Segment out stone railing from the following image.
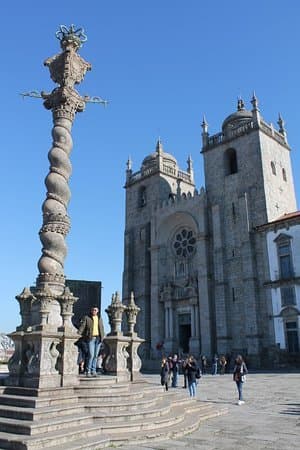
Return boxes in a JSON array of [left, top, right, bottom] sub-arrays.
[[205, 119, 287, 149]]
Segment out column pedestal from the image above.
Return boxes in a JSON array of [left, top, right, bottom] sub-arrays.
[[103, 334, 131, 382]]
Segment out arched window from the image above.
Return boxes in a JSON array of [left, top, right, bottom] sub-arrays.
[[224, 148, 238, 175], [271, 161, 276, 175], [282, 168, 287, 182]]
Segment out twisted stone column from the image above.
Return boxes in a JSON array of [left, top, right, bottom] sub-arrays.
[[37, 26, 91, 294], [7, 26, 92, 388]]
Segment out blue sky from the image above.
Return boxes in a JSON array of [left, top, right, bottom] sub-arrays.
[[1, 0, 299, 333]]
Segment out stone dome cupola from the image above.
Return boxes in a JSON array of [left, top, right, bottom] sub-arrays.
[[222, 98, 253, 134], [141, 138, 177, 171]]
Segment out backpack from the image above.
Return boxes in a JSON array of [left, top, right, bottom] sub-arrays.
[[195, 367, 202, 379]]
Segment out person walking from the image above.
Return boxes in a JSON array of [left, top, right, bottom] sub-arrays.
[[212, 354, 218, 375], [78, 306, 105, 377], [186, 355, 198, 398], [219, 355, 227, 375], [182, 357, 189, 388], [171, 354, 180, 388], [201, 355, 207, 375], [233, 354, 248, 405], [160, 357, 171, 391]]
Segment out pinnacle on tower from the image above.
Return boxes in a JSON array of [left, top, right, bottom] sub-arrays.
[[126, 156, 132, 171], [251, 91, 259, 111], [201, 115, 208, 133], [156, 137, 163, 154]]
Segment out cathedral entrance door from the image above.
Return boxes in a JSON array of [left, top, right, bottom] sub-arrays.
[[179, 324, 191, 353], [178, 313, 191, 354]]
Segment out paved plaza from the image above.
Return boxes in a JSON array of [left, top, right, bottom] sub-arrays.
[[122, 372, 300, 450]]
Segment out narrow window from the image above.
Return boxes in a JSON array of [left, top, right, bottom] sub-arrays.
[[138, 186, 146, 207], [278, 242, 294, 279], [232, 287, 235, 302], [282, 168, 287, 182], [271, 161, 276, 175], [225, 148, 238, 175]]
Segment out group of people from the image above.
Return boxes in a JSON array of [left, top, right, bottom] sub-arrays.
[[161, 353, 248, 404], [201, 354, 230, 375], [160, 354, 201, 397]]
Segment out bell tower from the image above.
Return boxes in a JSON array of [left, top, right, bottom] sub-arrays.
[[201, 95, 297, 363]]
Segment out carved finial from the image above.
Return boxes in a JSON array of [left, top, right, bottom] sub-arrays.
[[201, 115, 208, 133], [237, 97, 245, 111], [278, 113, 286, 136], [126, 156, 132, 171], [251, 91, 259, 110], [187, 155, 193, 173], [55, 24, 87, 50], [156, 137, 163, 155]]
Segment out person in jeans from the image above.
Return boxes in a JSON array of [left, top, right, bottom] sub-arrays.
[[78, 306, 105, 377], [186, 355, 198, 397], [233, 354, 248, 405]]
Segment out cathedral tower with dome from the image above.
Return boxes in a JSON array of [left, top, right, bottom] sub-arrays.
[[122, 96, 298, 367]]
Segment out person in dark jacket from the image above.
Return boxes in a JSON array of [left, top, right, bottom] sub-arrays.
[[160, 357, 170, 391], [233, 354, 248, 405], [78, 306, 105, 377], [186, 355, 198, 397]]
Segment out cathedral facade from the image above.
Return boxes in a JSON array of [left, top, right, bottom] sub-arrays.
[[122, 96, 298, 367]]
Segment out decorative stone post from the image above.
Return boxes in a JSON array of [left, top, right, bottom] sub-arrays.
[[124, 292, 144, 381], [103, 292, 131, 382], [6, 25, 93, 388]]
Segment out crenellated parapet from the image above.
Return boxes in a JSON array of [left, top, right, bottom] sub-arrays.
[[157, 186, 206, 211]]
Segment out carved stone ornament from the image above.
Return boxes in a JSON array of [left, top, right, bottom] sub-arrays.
[[106, 291, 126, 335], [125, 291, 140, 335]]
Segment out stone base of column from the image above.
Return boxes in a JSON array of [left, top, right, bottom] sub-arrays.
[[126, 334, 144, 381], [5, 328, 79, 388], [103, 335, 131, 382]]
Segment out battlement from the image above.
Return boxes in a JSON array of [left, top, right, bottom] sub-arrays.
[[157, 186, 206, 211]]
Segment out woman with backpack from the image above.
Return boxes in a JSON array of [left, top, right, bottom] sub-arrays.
[[233, 354, 248, 405], [186, 355, 198, 397], [160, 357, 171, 391]]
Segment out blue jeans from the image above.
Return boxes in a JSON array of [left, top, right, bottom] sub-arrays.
[[212, 363, 217, 375], [236, 380, 243, 400], [172, 371, 178, 387], [87, 337, 101, 374], [188, 381, 197, 397]]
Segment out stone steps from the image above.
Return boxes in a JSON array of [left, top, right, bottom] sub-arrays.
[[0, 394, 78, 409], [0, 413, 94, 436], [0, 425, 110, 450], [0, 377, 228, 449], [0, 403, 85, 421]]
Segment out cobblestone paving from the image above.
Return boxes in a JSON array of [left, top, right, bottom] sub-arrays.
[[121, 372, 300, 450]]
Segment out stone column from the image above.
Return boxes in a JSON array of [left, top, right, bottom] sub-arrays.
[[7, 25, 92, 388]]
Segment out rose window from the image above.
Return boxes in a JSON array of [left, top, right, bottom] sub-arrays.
[[173, 229, 196, 257]]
